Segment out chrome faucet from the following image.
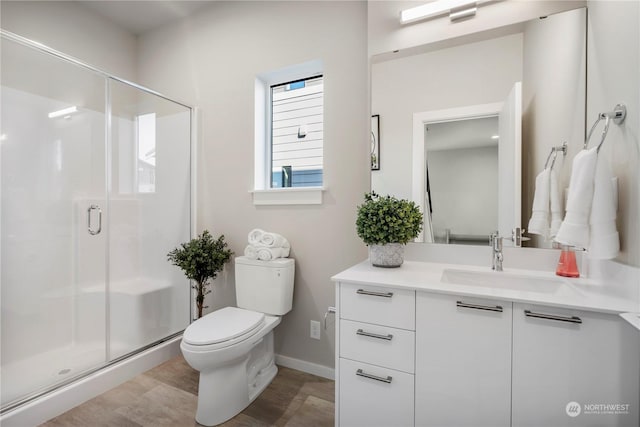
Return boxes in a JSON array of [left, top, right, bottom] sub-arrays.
[[490, 232, 503, 271]]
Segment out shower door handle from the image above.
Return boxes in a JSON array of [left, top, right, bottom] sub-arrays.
[[87, 204, 102, 235]]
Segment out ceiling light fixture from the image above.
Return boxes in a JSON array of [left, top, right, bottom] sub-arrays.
[[449, 5, 477, 21], [48, 106, 78, 119], [400, 0, 488, 25], [491, 135, 499, 139]]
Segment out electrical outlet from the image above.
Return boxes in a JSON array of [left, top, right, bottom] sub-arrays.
[[310, 320, 321, 340]]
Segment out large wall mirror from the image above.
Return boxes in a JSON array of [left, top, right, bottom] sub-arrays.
[[371, 6, 587, 248]]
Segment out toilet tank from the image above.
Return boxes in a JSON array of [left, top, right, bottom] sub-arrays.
[[235, 256, 295, 316]]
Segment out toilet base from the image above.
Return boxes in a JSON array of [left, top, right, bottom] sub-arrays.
[[248, 360, 278, 403], [193, 331, 278, 426]]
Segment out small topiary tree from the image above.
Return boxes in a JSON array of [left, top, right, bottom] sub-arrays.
[[167, 230, 233, 318], [356, 192, 423, 245]]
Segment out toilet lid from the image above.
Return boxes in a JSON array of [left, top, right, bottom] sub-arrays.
[[183, 307, 265, 346]]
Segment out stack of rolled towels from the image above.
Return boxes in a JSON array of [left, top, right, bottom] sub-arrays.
[[244, 228, 290, 261]]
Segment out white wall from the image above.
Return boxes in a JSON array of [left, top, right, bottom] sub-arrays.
[[522, 8, 586, 249], [587, 0, 640, 267], [0, 1, 137, 82], [371, 33, 523, 200], [136, 1, 369, 369]]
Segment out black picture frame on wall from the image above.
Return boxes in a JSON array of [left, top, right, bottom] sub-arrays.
[[371, 114, 380, 170]]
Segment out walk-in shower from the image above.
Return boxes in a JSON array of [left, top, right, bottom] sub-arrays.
[[0, 30, 192, 418]]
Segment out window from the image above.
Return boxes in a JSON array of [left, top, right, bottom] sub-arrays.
[[270, 75, 323, 188], [253, 60, 324, 205]]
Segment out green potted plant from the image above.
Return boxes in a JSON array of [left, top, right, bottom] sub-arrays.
[[356, 192, 423, 267], [167, 230, 233, 318]]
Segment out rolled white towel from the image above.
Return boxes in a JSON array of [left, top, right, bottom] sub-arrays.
[[259, 231, 290, 249], [256, 246, 290, 261], [555, 147, 598, 248], [248, 229, 264, 245], [244, 245, 258, 260]]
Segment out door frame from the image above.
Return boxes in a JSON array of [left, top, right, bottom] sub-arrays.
[[412, 102, 503, 243]]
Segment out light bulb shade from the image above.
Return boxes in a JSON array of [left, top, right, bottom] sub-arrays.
[[400, 0, 480, 25], [48, 106, 78, 118], [449, 5, 477, 21]]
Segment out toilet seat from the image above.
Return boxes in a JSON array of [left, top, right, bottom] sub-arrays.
[[183, 307, 265, 348]]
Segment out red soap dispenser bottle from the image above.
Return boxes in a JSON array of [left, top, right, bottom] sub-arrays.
[[556, 245, 580, 278]]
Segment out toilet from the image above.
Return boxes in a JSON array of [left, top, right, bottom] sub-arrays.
[[180, 256, 295, 426]]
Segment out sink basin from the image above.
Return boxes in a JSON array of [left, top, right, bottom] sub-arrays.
[[441, 269, 566, 294]]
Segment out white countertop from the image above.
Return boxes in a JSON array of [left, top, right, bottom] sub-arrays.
[[332, 260, 640, 315], [620, 313, 640, 331]]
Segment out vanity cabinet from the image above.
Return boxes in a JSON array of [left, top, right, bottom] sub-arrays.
[[512, 303, 640, 427], [415, 293, 512, 427], [334, 269, 639, 427], [337, 283, 415, 427]]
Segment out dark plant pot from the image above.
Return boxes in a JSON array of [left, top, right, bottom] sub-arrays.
[[369, 243, 404, 268]]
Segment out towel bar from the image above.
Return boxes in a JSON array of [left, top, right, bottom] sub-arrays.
[[544, 141, 568, 170], [584, 104, 627, 152]]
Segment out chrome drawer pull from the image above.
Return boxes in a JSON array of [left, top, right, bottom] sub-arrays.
[[356, 329, 393, 341], [456, 301, 503, 313], [356, 369, 392, 384], [356, 289, 393, 298], [524, 310, 582, 324]]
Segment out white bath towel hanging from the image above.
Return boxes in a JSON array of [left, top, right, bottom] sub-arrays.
[[528, 168, 551, 239], [588, 152, 619, 259], [555, 147, 598, 248], [549, 168, 563, 238]]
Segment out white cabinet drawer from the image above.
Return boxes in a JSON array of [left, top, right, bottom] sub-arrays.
[[339, 358, 414, 427], [340, 319, 415, 373], [340, 282, 415, 330]]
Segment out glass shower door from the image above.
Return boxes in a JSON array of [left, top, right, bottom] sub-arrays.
[[0, 37, 107, 407], [108, 79, 191, 359]]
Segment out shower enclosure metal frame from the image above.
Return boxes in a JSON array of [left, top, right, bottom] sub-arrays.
[[0, 28, 196, 415]]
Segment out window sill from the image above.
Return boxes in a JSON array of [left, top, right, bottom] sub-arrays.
[[251, 187, 325, 206]]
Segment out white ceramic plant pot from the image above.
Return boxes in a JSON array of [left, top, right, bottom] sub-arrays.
[[369, 243, 404, 268]]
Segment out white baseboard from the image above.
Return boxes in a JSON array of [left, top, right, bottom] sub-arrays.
[[275, 354, 335, 380]]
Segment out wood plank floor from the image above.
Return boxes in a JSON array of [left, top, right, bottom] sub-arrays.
[[40, 356, 335, 427]]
